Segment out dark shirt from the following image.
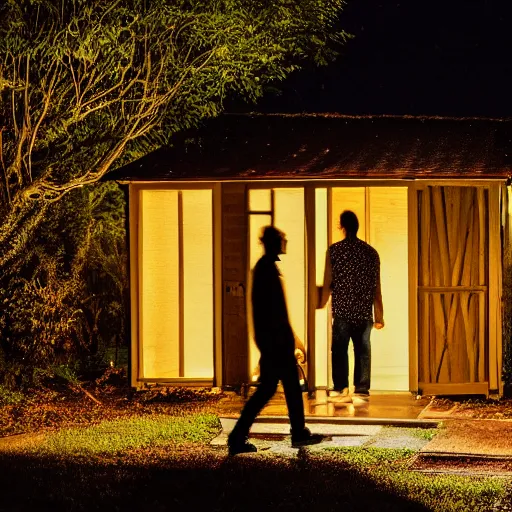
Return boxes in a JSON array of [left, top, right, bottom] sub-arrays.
[[251, 254, 295, 357], [329, 237, 380, 322]]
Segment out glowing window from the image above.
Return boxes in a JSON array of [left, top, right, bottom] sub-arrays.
[[140, 189, 213, 379]]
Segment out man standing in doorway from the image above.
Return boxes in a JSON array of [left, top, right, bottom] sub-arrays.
[[228, 226, 323, 455], [317, 210, 384, 403]]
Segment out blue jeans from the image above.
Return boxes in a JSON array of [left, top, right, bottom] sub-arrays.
[[331, 317, 373, 394]]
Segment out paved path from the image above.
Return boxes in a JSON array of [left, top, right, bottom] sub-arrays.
[[213, 416, 512, 461], [212, 417, 434, 455]]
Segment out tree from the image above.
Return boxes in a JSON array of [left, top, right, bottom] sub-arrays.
[[0, 0, 349, 272]]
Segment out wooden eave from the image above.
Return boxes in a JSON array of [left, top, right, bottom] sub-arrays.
[[106, 113, 512, 182]]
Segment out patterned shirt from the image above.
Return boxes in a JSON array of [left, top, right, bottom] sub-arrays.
[[328, 237, 381, 322]]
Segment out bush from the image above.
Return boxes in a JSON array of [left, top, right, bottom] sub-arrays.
[[0, 182, 129, 386]]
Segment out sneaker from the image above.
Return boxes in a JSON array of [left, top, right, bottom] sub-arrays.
[[228, 438, 257, 456], [352, 393, 370, 404], [291, 427, 325, 448], [327, 388, 352, 404]]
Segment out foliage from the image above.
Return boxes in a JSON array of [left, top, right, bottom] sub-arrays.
[[0, 384, 25, 406], [502, 264, 512, 394], [326, 447, 506, 512], [0, 0, 349, 271], [0, 0, 348, 381], [37, 413, 221, 455], [0, 181, 128, 380]]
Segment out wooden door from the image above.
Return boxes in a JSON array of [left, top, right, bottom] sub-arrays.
[[418, 186, 489, 395]]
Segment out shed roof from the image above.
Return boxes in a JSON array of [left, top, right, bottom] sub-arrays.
[[107, 113, 512, 181]]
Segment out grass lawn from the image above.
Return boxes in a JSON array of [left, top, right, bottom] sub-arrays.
[[0, 408, 509, 512]]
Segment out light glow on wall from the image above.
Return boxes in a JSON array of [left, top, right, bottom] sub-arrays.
[[141, 190, 180, 378], [140, 189, 214, 379], [315, 188, 329, 387], [329, 187, 409, 391], [182, 190, 214, 378], [274, 188, 305, 347]]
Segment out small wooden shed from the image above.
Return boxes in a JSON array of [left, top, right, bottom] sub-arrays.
[[107, 113, 512, 397]]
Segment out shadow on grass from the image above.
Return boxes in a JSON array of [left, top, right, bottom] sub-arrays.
[[0, 449, 430, 511]]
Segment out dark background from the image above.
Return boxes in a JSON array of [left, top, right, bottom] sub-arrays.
[[230, 0, 512, 117]]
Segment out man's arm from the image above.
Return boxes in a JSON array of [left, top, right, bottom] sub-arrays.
[[316, 249, 332, 309], [374, 258, 384, 329]]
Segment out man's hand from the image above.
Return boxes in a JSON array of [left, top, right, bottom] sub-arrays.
[[374, 322, 384, 330], [294, 335, 306, 363]]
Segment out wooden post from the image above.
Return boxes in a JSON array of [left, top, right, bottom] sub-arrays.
[[213, 183, 223, 387], [477, 187, 486, 383], [129, 185, 141, 388], [305, 185, 316, 392], [489, 184, 502, 394], [408, 184, 419, 392]]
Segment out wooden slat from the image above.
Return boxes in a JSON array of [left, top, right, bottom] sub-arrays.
[[305, 185, 317, 392], [178, 191, 184, 377], [419, 286, 487, 292], [327, 188, 333, 390], [430, 188, 450, 382], [304, 186, 317, 391], [460, 211, 475, 382], [130, 185, 141, 388], [213, 183, 223, 387], [419, 382, 489, 397], [477, 188, 487, 384], [138, 378, 214, 386], [488, 184, 501, 392], [418, 188, 430, 383]]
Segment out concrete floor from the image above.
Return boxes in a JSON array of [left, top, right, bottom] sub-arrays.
[[216, 389, 432, 422]]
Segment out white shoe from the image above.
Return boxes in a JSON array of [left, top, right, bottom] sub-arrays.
[[352, 393, 370, 405], [327, 388, 352, 404]]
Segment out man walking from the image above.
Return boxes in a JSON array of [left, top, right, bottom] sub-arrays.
[[317, 210, 384, 403], [228, 226, 323, 455]]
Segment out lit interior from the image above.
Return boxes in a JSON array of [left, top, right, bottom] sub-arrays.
[[140, 190, 180, 378], [315, 188, 329, 387], [274, 189, 305, 347], [329, 188, 366, 388], [328, 187, 409, 391], [367, 188, 409, 390], [247, 188, 305, 378], [249, 188, 272, 211], [140, 189, 214, 379], [182, 190, 214, 377]]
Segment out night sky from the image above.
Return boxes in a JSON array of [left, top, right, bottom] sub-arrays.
[[230, 0, 512, 117]]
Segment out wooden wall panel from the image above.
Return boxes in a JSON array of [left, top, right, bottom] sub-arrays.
[[221, 183, 248, 387]]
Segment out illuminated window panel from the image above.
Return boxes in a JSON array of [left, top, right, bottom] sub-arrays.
[[249, 189, 271, 212], [368, 187, 409, 391], [274, 188, 306, 347], [330, 188, 366, 388], [140, 190, 180, 378], [248, 214, 272, 378], [182, 190, 214, 378], [331, 188, 366, 242], [315, 188, 329, 388]]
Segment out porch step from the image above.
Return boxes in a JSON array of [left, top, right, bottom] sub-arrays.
[[254, 415, 439, 428]]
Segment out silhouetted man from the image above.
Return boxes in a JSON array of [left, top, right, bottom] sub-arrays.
[[317, 210, 384, 404], [228, 226, 323, 456]]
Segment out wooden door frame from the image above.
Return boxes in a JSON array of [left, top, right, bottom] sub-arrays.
[[128, 182, 219, 388], [410, 180, 504, 397]]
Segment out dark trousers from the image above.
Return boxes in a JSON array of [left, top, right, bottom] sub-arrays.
[[230, 354, 305, 441], [331, 317, 373, 394]]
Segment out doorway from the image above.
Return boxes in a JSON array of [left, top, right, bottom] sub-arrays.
[[246, 184, 409, 392], [315, 187, 410, 392]]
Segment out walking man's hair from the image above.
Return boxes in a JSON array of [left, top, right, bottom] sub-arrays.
[[340, 210, 359, 236], [260, 226, 284, 248]]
